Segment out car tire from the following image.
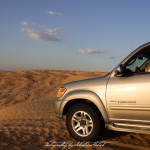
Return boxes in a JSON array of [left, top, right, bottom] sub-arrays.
[[66, 103, 105, 141]]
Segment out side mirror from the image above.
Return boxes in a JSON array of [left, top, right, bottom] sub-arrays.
[[115, 64, 124, 77]]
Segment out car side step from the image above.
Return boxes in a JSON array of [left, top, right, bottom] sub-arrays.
[[108, 123, 150, 134]]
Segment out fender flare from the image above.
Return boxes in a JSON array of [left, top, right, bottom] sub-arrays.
[[61, 90, 109, 122]]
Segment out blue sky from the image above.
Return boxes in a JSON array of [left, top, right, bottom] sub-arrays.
[[1, 0, 150, 72]]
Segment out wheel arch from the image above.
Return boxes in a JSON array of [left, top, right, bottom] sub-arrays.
[[62, 90, 109, 123]]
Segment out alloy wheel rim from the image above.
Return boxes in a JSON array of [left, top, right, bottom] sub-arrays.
[[71, 111, 93, 137]]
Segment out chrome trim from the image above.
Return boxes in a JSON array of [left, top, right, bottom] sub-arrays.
[[110, 105, 150, 111], [108, 123, 150, 134]]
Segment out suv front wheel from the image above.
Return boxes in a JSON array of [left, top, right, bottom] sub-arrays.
[[66, 103, 104, 141]]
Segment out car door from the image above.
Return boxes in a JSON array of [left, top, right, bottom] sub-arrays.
[[107, 48, 150, 125], [107, 73, 150, 123]]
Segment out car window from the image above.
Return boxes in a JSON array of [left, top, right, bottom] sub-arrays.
[[125, 48, 150, 74], [126, 56, 148, 73]]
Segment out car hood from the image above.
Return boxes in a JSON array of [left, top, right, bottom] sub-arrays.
[[62, 73, 110, 91]]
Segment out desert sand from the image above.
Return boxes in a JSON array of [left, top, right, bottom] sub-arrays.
[[0, 70, 150, 150]]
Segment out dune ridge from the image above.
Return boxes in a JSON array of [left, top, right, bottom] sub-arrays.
[[0, 70, 106, 109]]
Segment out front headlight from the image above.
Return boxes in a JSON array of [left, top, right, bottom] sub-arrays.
[[57, 87, 67, 97]]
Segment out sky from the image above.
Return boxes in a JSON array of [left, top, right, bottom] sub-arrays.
[[1, 0, 150, 72]]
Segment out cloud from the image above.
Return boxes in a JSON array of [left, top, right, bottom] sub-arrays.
[[20, 20, 64, 42], [46, 28, 58, 36], [20, 21, 29, 26], [47, 10, 62, 16], [110, 56, 115, 59], [46, 28, 66, 36], [78, 48, 107, 54], [21, 28, 62, 42]]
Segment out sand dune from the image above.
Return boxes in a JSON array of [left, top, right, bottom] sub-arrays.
[[0, 70, 150, 149], [0, 70, 106, 109]]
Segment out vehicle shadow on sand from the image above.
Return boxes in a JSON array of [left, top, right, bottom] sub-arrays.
[[99, 128, 150, 149]]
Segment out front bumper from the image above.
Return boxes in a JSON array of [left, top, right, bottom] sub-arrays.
[[55, 99, 68, 118]]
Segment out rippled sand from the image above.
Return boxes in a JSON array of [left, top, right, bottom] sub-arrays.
[[0, 70, 149, 150]]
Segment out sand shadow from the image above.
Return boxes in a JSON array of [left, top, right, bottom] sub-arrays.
[[100, 128, 128, 141]]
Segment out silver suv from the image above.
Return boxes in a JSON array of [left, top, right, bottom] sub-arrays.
[[55, 42, 150, 141]]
